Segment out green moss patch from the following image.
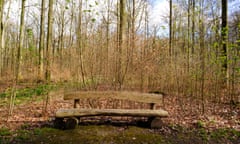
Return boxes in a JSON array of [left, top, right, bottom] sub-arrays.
[[6, 125, 239, 144]]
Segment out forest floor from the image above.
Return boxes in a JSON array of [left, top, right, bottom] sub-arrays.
[[0, 82, 239, 144]]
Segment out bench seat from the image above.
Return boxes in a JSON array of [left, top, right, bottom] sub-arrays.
[[56, 108, 169, 118]]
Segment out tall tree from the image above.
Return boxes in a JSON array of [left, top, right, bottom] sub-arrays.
[[0, 0, 4, 76], [199, 0, 205, 114], [16, 0, 26, 81], [45, 0, 54, 82], [169, 0, 172, 56], [191, 0, 195, 54], [221, 0, 228, 72], [117, 0, 126, 90], [9, 0, 26, 116], [38, 0, 46, 81], [106, 0, 111, 76], [187, 0, 191, 72], [131, 0, 135, 66], [76, 0, 86, 85]]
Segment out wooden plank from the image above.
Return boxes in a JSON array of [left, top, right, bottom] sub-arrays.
[[55, 108, 169, 118], [64, 91, 163, 104]]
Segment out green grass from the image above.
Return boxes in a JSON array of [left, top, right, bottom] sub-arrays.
[[0, 80, 101, 105], [0, 127, 11, 136], [0, 84, 58, 106], [210, 128, 240, 142], [0, 127, 12, 144]]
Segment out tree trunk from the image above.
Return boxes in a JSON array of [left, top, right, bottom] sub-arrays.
[[191, 0, 195, 54], [221, 0, 227, 71], [106, 0, 110, 78], [187, 0, 191, 72], [9, 0, 26, 116], [199, 0, 205, 114], [16, 0, 26, 81], [38, 0, 46, 81], [0, 0, 4, 76], [45, 0, 54, 82], [169, 0, 172, 57], [0, 0, 3, 76], [76, 0, 86, 85], [131, 0, 135, 67], [117, 0, 126, 90]]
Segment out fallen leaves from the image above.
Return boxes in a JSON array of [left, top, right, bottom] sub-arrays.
[[0, 90, 239, 132]]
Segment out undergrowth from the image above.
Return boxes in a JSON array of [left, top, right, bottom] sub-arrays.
[[0, 84, 58, 106]]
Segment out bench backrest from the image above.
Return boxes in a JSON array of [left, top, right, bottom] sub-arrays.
[[64, 91, 163, 105]]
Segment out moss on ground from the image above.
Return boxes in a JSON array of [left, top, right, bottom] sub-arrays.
[[22, 126, 164, 144], [1, 125, 239, 144]]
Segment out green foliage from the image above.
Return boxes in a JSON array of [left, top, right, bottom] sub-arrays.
[[26, 28, 33, 38], [0, 127, 11, 136], [83, 9, 91, 13], [14, 85, 48, 98], [196, 120, 205, 128], [33, 128, 42, 135], [210, 128, 240, 142], [210, 128, 227, 139], [0, 92, 7, 98], [15, 130, 31, 141], [0, 84, 57, 105], [91, 18, 96, 22], [33, 127, 58, 136], [198, 128, 208, 142], [160, 25, 166, 30]]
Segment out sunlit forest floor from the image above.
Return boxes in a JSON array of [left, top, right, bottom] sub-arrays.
[[0, 82, 239, 143]]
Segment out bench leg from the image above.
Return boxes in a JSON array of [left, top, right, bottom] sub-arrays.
[[65, 117, 79, 129], [54, 118, 65, 129], [148, 117, 163, 129]]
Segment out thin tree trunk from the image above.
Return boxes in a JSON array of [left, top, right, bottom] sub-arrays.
[[38, 0, 46, 81], [9, 0, 26, 116], [199, 0, 205, 114], [77, 0, 86, 85], [0, 0, 3, 76], [45, 0, 54, 82], [221, 0, 228, 71], [131, 0, 135, 67], [2, 0, 12, 70], [187, 0, 191, 73], [106, 0, 110, 78], [191, 0, 195, 54], [16, 0, 26, 81], [169, 0, 172, 57], [59, 11, 65, 71]]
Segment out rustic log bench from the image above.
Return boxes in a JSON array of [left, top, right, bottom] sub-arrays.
[[54, 91, 168, 129]]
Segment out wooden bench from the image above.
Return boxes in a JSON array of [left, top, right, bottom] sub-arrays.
[[54, 91, 169, 129]]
